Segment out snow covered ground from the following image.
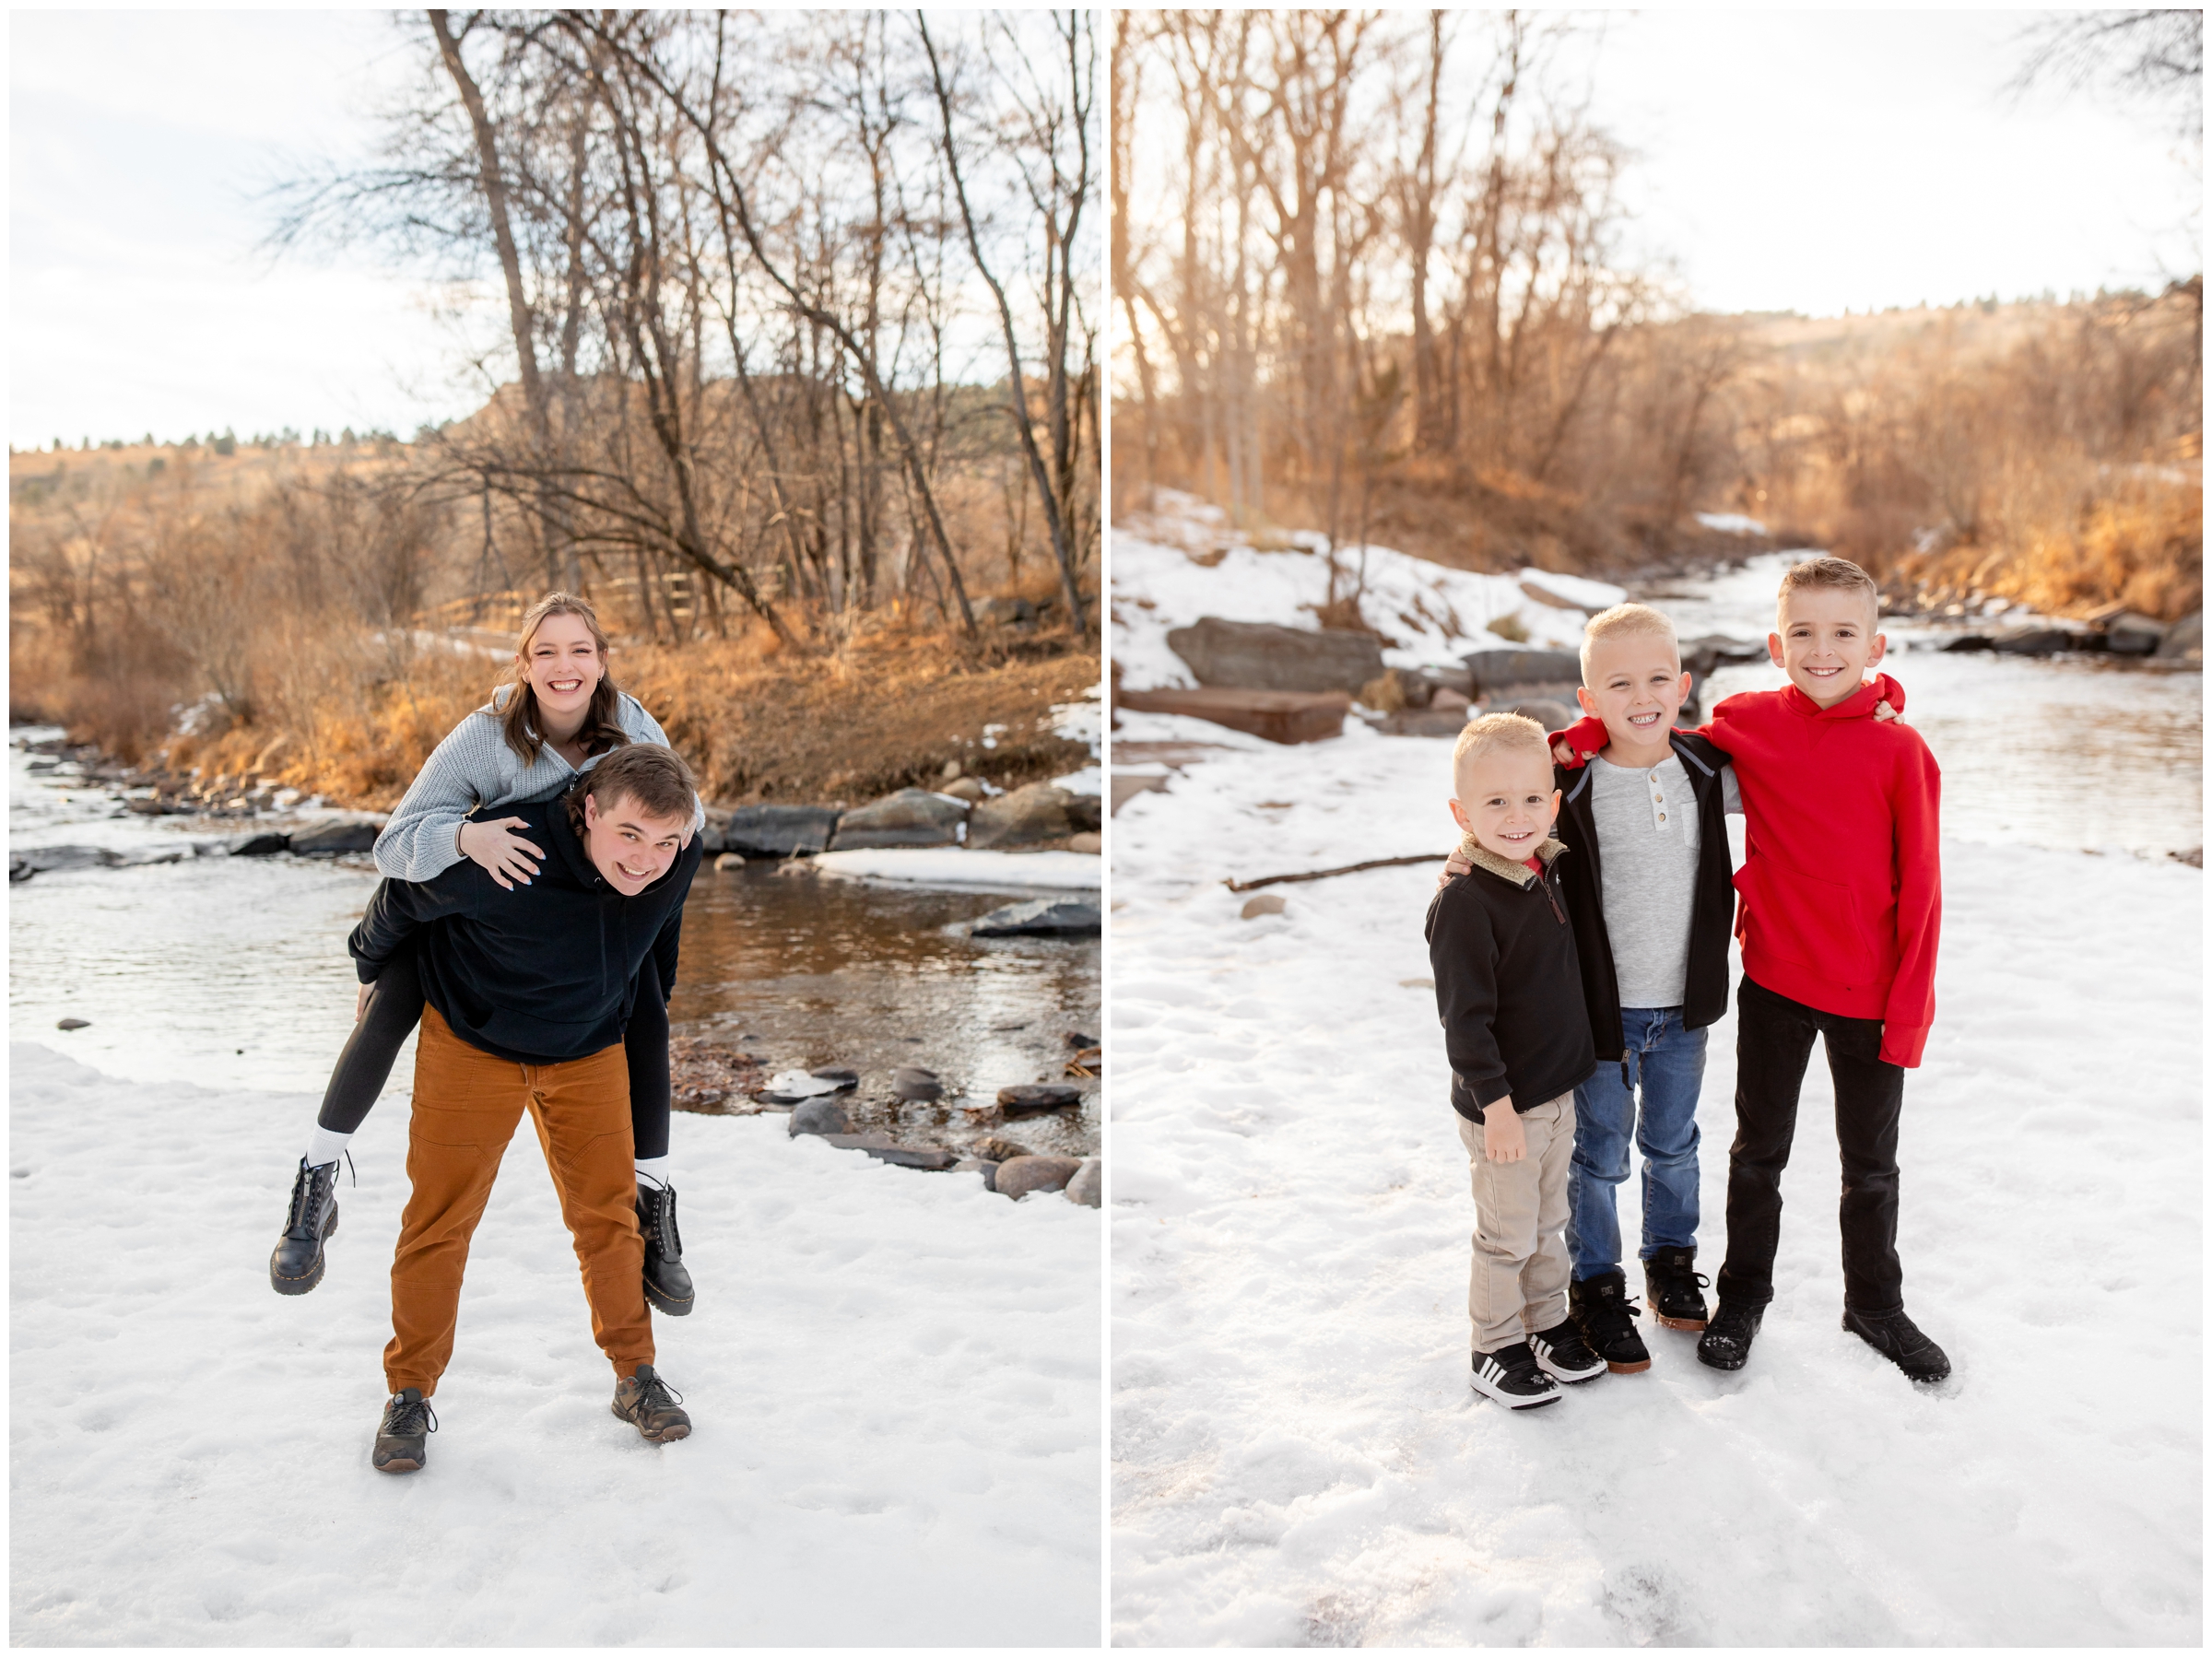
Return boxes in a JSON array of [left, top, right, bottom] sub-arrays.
[[1109, 711, 2201, 1637], [11, 1040, 1101, 1645], [812, 847, 1101, 892], [1112, 489, 1618, 687]]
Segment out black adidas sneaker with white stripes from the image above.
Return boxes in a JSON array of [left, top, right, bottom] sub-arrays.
[[1471, 1341, 1561, 1409], [1529, 1320, 1607, 1383]]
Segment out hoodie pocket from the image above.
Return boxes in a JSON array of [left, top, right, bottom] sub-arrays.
[[1734, 854, 1877, 982]]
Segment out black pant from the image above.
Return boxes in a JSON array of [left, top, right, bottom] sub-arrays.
[[1715, 974, 1905, 1314], [316, 945, 673, 1161]]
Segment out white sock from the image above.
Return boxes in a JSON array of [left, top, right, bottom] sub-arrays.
[[635, 1157, 672, 1190], [304, 1124, 353, 1169]]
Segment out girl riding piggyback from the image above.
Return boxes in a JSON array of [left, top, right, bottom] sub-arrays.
[[270, 591, 703, 1313]]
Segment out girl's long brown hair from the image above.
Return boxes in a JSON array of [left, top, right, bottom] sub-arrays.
[[498, 593, 630, 766]]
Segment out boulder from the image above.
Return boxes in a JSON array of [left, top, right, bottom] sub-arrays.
[[226, 831, 291, 857], [288, 819, 380, 855], [1461, 649, 1583, 696], [969, 782, 1077, 850], [1166, 616, 1384, 694], [1064, 1158, 1101, 1208], [994, 1155, 1084, 1200], [1493, 698, 1579, 734], [1358, 667, 1433, 712], [1115, 687, 1348, 745], [1111, 774, 1171, 815], [1380, 706, 1471, 737], [1679, 634, 1767, 676], [829, 789, 967, 851], [2157, 611, 2203, 661], [1065, 793, 1102, 833], [2102, 612, 2167, 655], [1989, 623, 2096, 656], [972, 898, 1101, 938], [997, 1083, 1083, 1111], [940, 776, 986, 804], [891, 1065, 944, 1101], [720, 805, 842, 859], [859, 1145, 959, 1171], [787, 1097, 853, 1137]]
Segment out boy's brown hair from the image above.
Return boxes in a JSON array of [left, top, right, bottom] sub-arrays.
[[564, 743, 697, 836], [1579, 602, 1679, 683], [1452, 711, 1549, 792], [1775, 556, 1880, 624]]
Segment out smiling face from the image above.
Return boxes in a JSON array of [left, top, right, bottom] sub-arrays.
[[1578, 629, 1690, 758], [582, 790, 688, 895], [1770, 586, 1886, 709], [519, 611, 605, 725], [1450, 746, 1560, 863]]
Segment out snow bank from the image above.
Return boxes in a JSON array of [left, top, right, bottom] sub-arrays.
[[812, 846, 1100, 892], [1516, 567, 1627, 612], [1110, 731, 2201, 1645], [1111, 490, 1588, 688], [11, 1045, 1100, 1645], [1697, 511, 1769, 535]]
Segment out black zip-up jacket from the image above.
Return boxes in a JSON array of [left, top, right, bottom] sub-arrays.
[[1424, 837, 1597, 1123], [348, 793, 702, 1066], [1552, 732, 1735, 1060]]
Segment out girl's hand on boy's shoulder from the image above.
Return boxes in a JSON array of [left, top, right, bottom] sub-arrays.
[[1483, 1104, 1526, 1162], [458, 816, 545, 890]]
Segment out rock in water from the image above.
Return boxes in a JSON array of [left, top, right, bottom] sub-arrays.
[[788, 1097, 853, 1137], [1167, 617, 1384, 694], [859, 1145, 959, 1171], [720, 805, 843, 859], [971, 1135, 1034, 1162], [953, 1158, 1000, 1191], [809, 1067, 860, 1092], [1065, 1158, 1101, 1207], [997, 1084, 1082, 1111], [994, 1155, 1084, 1200], [226, 831, 291, 857], [971, 899, 1102, 938], [713, 852, 747, 872], [829, 789, 968, 851], [288, 819, 380, 855], [891, 1066, 944, 1101], [968, 782, 1076, 850], [2158, 611, 2203, 661]]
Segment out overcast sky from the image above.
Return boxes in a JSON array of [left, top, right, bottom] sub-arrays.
[[9, 9, 2203, 451]]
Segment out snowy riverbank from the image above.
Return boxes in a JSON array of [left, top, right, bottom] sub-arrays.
[[1109, 723, 2201, 1645], [11, 1044, 1100, 1645]]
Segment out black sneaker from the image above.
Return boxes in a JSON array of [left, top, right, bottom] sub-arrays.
[[1570, 1271, 1652, 1373], [1843, 1305, 1951, 1383], [636, 1181, 695, 1317], [1697, 1300, 1765, 1371], [1529, 1320, 1607, 1383], [269, 1157, 342, 1296], [1470, 1342, 1562, 1409], [1643, 1246, 1712, 1331], [372, 1388, 436, 1474], [612, 1364, 692, 1441]]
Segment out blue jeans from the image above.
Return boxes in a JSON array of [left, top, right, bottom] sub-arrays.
[[1567, 1007, 1706, 1282]]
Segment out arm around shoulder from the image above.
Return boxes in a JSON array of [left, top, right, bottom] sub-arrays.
[[1879, 733, 1942, 1066], [373, 711, 506, 881]]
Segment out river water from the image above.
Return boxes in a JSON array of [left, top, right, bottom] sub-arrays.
[[6, 734, 1100, 1158], [1641, 551, 2203, 859]]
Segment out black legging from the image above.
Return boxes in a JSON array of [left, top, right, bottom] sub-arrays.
[[316, 944, 672, 1161]]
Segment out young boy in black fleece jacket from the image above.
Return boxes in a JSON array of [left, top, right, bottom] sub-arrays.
[[1425, 713, 1606, 1409]]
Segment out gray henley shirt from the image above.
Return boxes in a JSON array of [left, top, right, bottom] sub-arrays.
[[1587, 752, 1741, 1008]]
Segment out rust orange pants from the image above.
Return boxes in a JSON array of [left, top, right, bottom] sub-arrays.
[[384, 1005, 652, 1395]]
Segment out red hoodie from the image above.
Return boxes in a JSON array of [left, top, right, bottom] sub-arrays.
[[1555, 672, 1941, 1067]]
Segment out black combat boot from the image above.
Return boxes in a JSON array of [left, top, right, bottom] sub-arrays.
[[1843, 1305, 1951, 1383], [270, 1157, 342, 1296], [1696, 1300, 1765, 1371], [1643, 1245, 1712, 1331], [612, 1364, 692, 1441], [1569, 1271, 1652, 1373], [636, 1181, 695, 1316], [372, 1388, 436, 1474]]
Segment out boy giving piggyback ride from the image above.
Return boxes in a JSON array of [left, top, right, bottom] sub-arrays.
[[1424, 557, 1947, 1411]]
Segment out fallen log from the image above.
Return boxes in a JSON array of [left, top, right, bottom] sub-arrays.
[[1223, 852, 1446, 893]]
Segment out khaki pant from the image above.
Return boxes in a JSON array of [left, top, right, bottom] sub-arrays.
[[384, 1005, 652, 1396], [1457, 1093, 1574, 1352]]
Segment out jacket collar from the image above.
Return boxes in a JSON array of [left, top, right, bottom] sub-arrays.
[[1781, 670, 1905, 722], [1456, 833, 1568, 888]]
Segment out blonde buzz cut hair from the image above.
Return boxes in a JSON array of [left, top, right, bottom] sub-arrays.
[[1452, 711, 1550, 793], [1579, 602, 1679, 684], [1775, 556, 1880, 626]]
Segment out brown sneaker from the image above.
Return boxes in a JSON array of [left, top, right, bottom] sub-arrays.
[[612, 1364, 691, 1441], [372, 1388, 435, 1474]]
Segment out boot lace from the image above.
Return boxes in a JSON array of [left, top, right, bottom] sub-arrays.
[[384, 1393, 437, 1439], [630, 1370, 684, 1414], [642, 1182, 683, 1261]]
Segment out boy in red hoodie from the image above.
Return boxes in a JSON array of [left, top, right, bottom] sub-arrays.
[[1551, 557, 1948, 1383]]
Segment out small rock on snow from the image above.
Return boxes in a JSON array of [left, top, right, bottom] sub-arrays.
[[1241, 894, 1288, 919]]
